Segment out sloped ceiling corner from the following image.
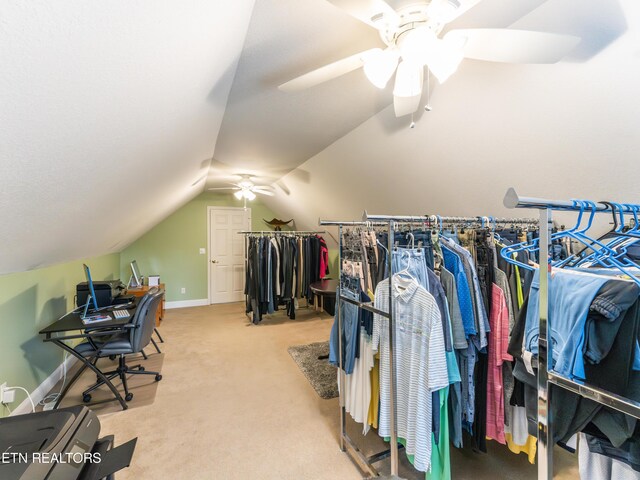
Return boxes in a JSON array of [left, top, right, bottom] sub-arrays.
[[0, 0, 255, 274], [262, 0, 639, 247]]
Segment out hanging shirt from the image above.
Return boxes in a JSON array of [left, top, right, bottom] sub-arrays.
[[441, 236, 490, 349], [441, 245, 476, 337], [340, 326, 375, 435], [373, 275, 449, 473], [486, 283, 513, 445], [440, 267, 468, 349], [318, 235, 330, 279]]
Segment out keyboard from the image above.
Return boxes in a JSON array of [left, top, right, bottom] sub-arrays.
[[112, 309, 130, 319]]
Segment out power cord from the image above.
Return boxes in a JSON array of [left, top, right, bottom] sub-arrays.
[[39, 351, 69, 409]]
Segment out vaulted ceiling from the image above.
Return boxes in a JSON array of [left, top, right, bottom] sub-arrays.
[[1, 0, 636, 274], [0, 0, 255, 274]]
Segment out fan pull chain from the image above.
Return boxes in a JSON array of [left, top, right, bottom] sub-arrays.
[[425, 69, 432, 112]]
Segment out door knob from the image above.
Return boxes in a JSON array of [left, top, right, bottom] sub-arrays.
[[212, 260, 219, 264]]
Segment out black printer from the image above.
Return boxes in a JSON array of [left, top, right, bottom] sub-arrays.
[[76, 280, 128, 308], [0, 406, 136, 480]]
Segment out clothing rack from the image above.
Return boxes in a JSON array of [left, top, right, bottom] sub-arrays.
[[239, 230, 327, 321], [319, 218, 400, 477], [503, 187, 640, 480], [238, 230, 326, 235], [320, 211, 540, 478]]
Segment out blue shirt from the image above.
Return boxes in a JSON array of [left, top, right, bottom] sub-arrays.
[[524, 269, 610, 380], [441, 245, 476, 337]]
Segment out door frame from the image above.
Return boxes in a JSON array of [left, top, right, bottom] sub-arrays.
[[206, 206, 252, 305]]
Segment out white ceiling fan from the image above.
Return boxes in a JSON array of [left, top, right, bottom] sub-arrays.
[[279, 0, 580, 117], [208, 175, 275, 200]]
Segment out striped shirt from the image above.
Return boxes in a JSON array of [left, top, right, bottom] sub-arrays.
[[373, 275, 449, 472]]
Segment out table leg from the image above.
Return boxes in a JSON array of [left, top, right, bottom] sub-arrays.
[[50, 339, 128, 410], [53, 359, 89, 409]]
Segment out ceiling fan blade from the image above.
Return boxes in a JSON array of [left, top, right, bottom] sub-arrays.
[[279, 48, 380, 92], [427, 0, 483, 24], [252, 188, 275, 196], [393, 61, 423, 117], [393, 94, 421, 117], [326, 0, 399, 29], [253, 184, 275, 190], [208, 187, 241, 191], [445, 29, 581, 63]]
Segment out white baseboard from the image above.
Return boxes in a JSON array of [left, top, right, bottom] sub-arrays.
[[165, 298, 209, 309], [11, 355, 78, 416]]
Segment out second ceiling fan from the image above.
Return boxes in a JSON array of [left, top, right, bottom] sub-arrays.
[[279, 0, 580, 117], [208, 175, 275, 200]]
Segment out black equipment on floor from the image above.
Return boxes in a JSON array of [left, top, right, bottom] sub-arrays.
[[0, 405, 137, 480]]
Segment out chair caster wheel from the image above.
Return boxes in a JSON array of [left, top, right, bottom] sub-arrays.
[[125, 393, 134, 401], [139, 367, 145, 371], [83, 394, 91, 403], [155, 374, 162, 381]]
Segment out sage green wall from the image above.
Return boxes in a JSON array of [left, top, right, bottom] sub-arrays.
[[119, 192, 280, 303], [0, 253, 120, 417]]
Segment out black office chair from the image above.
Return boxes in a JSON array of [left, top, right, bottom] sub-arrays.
[[76, 289, 164, 403]]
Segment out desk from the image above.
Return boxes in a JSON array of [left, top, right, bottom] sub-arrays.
[[309, 279, 338, 314], [126, 284, 165, 327], [39, 300, 139, 411]]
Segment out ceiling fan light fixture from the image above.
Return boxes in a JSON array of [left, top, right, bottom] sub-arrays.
[[363, 48, 399, 89], [393, 60, 423, 98], [245, 191, 256, 201], [399, 26, 438, 65], [234, 190, 244, 200], [428, 36, 466, 83]]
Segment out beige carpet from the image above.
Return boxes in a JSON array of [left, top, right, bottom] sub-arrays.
[[47, 353, 164, 414], [51, 302, 578, 479]]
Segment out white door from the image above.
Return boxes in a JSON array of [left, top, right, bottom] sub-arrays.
[[208, 207, 251, 304]]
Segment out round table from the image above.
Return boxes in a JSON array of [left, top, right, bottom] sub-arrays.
[[309, 278, 338, 314]]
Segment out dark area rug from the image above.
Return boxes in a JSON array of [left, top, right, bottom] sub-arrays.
[[288, 341, 338, 399]]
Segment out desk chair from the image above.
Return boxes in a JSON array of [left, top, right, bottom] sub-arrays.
[[77, 289, 164, 404]]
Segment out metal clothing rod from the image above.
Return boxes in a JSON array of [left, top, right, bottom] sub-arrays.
[[339, 294, 390, 317], [363, 211, 538, 225], [504, 187, 640, 212], [237, 230, 326, 234], [320, 219, 388, 226], [548, 372, 640, 419]]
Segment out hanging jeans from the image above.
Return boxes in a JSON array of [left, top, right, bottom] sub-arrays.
[[378, 231, 435, 272], [329, 278, 361, 374], [392, 248, 431, 290]]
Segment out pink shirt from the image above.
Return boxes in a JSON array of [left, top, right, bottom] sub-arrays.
[[486, 283, 514, 444]]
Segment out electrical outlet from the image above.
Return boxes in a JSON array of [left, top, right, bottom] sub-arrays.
[[0, 383, 15, 404], [199, 248, 206, 255], [181, 287, 186, 294]]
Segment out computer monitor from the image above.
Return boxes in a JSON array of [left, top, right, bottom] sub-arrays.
[[82, 263, 99, 319], [130, 260, 142, 287]]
